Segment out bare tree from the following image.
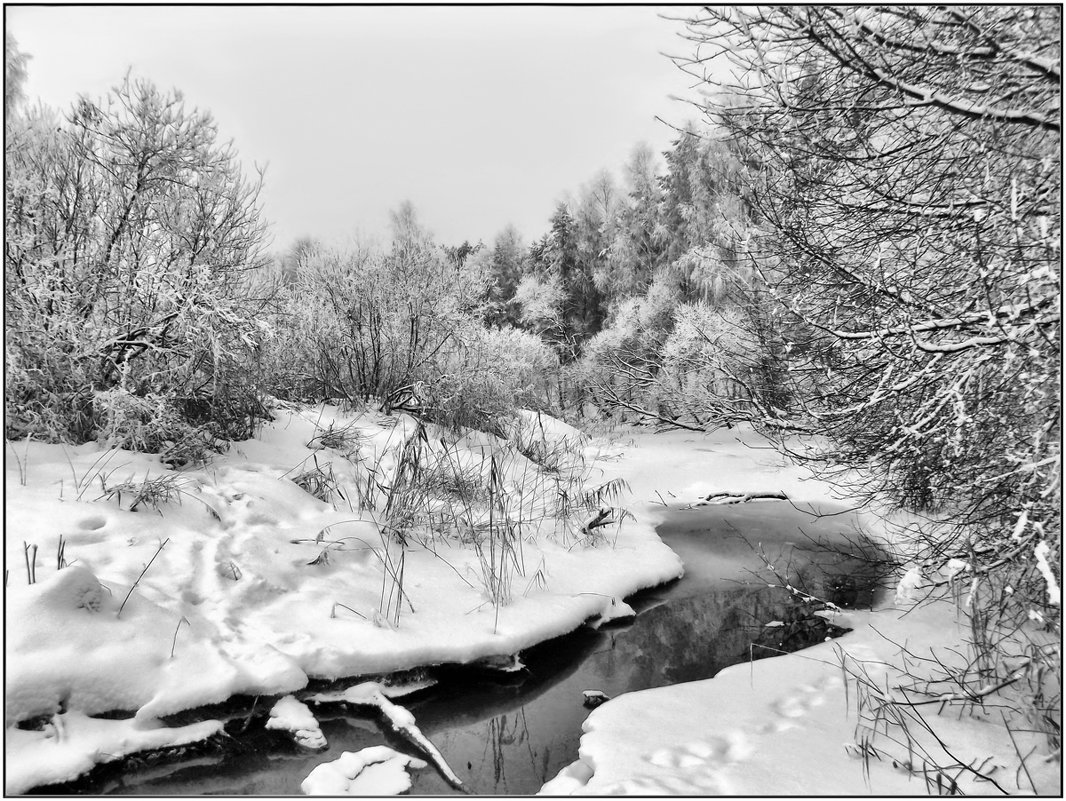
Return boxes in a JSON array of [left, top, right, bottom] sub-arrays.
[[6, 76, 269, 452], [674, 4, 1061, 762]]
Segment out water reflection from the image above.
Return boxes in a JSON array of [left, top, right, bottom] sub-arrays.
[[71, 502, 883, 796]]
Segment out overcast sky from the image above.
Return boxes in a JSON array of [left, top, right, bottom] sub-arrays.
[[8, 5, 700, 253]]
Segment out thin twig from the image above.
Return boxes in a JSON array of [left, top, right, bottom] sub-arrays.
[[117, 538, 169, 618]]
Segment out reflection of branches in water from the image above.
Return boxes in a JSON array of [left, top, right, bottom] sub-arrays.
[[587, 631, 621, 674], [610, 585, 792, 687], [421, 629, 604, 732], [482, 708, 537, 791], [539, 739, 553, 785], [721, 516, 893, 609]]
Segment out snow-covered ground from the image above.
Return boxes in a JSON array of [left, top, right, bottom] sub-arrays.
[[541, 428, 1062, 796], [5, 405, 1059, 795], [540, 598, 1060, 795], [4, 404, 683, 793]]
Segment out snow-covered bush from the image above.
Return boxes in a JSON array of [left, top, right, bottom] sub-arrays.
[[656, 303, 759, 416], [5, 77, 269, 449], [265, 236, 557, 435], [689, 3, 1062, 768], [424, 324, 558, 435], [265, 242, 470, 411]]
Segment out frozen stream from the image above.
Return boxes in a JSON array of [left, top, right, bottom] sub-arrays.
[[48, 501, 881, 796]]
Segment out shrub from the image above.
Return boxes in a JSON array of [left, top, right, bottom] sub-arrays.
[[421, 324, 558, 435], [264, 232, 558, 435], [265, 244, 467, 409], [5, 76, 269, 451]]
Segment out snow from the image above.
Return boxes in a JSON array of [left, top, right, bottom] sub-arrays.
[[540, 597, 1060, 796], [310, 681, 465, 789], [587, 595, 635, 628], [7, 408, 1057, 795], [894, 565, 925, 604], [1034, 540, 1061, 605], [265, 696, 326, 749], [300, 746, 427, 795], [308, 676, 435, 703], [537, 432, 1061, 797], [4, 404, 681, 792], [5, 713, 222, 795]]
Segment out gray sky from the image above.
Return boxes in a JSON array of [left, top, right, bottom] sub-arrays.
[[7, 5, 699, 253]]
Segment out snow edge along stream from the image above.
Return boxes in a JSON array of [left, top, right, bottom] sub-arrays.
[[4, 407, 686, 793]]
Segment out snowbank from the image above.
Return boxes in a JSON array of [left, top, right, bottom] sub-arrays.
[[6, 713, 222, 795], [4, 405, 682, 792], [541, 597, 1060, 795], [16, 410, 1045, 796], [539, 427, 1061, 796]]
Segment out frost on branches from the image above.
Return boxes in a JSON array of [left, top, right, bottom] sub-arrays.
[[675, 3, 1061, 761]]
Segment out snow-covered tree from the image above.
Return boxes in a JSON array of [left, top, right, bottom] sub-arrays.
[[5, 76, 269, 455], [475, 224, 528, 326], [5, 32, 29, 118], [680, 3, 1061, 753]]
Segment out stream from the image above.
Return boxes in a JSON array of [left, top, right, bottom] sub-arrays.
[[50, 501, 883, 796]]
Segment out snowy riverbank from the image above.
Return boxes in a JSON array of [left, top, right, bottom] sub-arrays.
[[541, 430, 1062, 796], [7, 408, 1057, 795], [6, 404, 686, 793], [540, 597, 1060, 795]]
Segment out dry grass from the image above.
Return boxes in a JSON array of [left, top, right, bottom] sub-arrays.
[[97, 473, 190, 513]]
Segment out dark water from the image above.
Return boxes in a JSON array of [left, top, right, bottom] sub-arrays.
[[56, 502, 883, 796]]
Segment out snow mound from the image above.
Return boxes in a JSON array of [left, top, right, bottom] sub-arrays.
[[512, 408, 587, 445], [36, 565, 107, 612], [266, 695, 326, 749], [300, 746, 427, 795]]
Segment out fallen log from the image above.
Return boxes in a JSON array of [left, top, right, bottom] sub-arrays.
[[699, 490, 789, 505]]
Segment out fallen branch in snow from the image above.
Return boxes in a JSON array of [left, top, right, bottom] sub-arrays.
[[860, 649, 1035, 710], [309, 682, 466, 792], [698, 490, 789, 505], [890, 670, 1030, 708], [581, 508, 615, 533]]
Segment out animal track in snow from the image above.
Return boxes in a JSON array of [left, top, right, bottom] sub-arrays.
[[755, 718, 799, 734], [647, 734, 752, 769], [622, 738, 750, 793], [600, 770, 731, 795], [769, 675, 842, 721], [77, 515, 107, 531], [638, 733, 753, 793]]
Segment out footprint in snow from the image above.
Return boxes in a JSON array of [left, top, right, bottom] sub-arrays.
[[644, 733, 753, 791], [77, 515, 107, 531], [768, 675, 842, 722], [625, 736, 753, 796]]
